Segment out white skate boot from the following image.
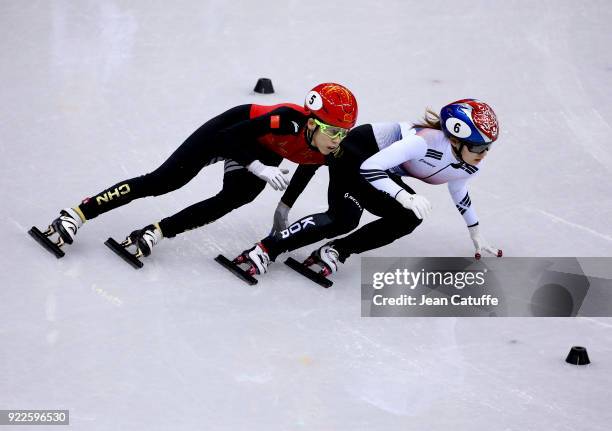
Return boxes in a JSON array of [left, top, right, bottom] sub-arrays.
[[305, 243, 340, 276], [51, 207, 85, 245], [245, 243, 271, 275], [215, 242, 271, 285], [232, 242, 271, 275]]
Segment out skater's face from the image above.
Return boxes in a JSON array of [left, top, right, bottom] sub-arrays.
[[451, 138, 490, 165], [308, 118, 346, 155]]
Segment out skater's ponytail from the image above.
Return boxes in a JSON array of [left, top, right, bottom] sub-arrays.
[[412, 108, 441, 130]]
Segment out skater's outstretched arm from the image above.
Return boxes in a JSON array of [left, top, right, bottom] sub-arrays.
[[281, 164, 321, 207], [270, 164, 321, 233], [447, 178, 502, 259], [447, 178, 479, 227]]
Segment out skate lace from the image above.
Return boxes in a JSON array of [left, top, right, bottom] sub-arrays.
[[257, 247, 270, 265], [61, 216, 79, 234], [323, 246, 339, 264], [143, 230, 159, 247], [247, 245, 270, 274]]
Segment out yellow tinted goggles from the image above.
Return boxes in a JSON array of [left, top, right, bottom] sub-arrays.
[[313, 118, 349, 140]]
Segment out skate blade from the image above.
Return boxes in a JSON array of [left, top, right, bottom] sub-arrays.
[[284, 257, 333, 288], [105, 237, 144, 269], [215, 254, 258, 286], [28, 226, 65, 258]]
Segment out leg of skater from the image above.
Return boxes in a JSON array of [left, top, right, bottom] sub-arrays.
[[242, 157, 364, 274], [118, 148, 284, 258], [44, 105, 252, 247], [79, 105, 252, 220], [319, 176, 423, 266], [157, 161, 270, 238]]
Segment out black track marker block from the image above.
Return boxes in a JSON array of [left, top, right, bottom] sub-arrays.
[[565, 346, 590, 365]]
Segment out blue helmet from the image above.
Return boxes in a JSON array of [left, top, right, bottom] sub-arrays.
[[440, 99, 499, 145]]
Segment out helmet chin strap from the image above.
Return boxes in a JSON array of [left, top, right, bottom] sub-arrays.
[[451, 141, 467, 165], [305, 120, 319, 149]]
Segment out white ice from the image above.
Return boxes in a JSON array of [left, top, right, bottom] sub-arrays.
[[1, 0, 611, 430]]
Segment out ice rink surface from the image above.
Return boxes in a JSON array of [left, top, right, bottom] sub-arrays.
[[1, 0, 612, 429]]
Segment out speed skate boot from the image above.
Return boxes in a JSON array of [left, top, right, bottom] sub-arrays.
[[29, 207, 85, 258], [214, 242, 270, 286], [304, 242, 341, 277], [125, 224, 163, 258], [105, 223, 162, 269], [235, 242, 271, 276], [51, 208, 84, 245], [283, 242, 339, 288]]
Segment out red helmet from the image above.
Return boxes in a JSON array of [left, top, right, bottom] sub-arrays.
[[304, 83, 358, 128]]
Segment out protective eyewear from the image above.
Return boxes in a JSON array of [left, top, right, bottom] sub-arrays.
[[466, 143, 492, 154], [313, 118, 349, 140]]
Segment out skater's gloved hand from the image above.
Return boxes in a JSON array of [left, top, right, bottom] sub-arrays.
[[271, 201, 291, 235], [395, 190, 432, 220], [468, 224, 503, 259], [247, 160, 290, 191]]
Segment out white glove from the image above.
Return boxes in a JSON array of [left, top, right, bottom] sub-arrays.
[[395, 190, 432, 220], [271, 201, 291, 234], [247, 160, 290, 191], [468, 224, 503, 259]]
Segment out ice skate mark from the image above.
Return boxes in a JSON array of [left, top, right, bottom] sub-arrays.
[[46, 330, 59, 345], [9, 217, 26, 231], [535, 208, 612, 242], [334, 320, 417, 364], [91, 284, 123, 307], [235, 372, 272, 384], [579, 317, 612, 329]]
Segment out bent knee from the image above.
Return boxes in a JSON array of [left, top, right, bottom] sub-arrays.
[[216, 187, 262, 207], [393, 210, 423, 234]]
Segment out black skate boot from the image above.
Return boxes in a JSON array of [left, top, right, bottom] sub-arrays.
[[105, 224, 162, 269], [29, 207, 85, 258]]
